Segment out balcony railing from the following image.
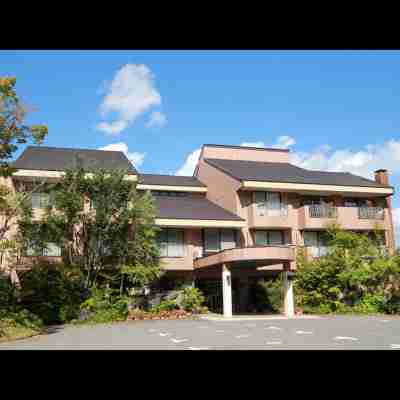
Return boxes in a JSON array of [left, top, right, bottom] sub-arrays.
[[309, 205, 337, 219], [256, 203, 288, 217], [358, 206, 384, 220]]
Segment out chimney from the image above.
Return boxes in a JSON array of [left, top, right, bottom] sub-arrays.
[[374, 169, 389, 186]]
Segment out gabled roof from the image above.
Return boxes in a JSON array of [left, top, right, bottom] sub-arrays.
[[13, 146, 137, 174], [139, 174, 205, 187], [204, 158, 391, 188], [154, 196, 244, 221]]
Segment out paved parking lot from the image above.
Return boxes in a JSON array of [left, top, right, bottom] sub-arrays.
[[1, 315, 400, 350]]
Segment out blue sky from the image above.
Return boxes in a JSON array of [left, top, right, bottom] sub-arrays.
[[1, 50, 400, 241]]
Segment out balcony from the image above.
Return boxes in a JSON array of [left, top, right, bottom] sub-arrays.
[[299, 205, 388, 230]]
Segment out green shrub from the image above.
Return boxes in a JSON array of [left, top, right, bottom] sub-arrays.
[[19, 263, 86, 325], [78, 286, 129, 324], [180, 287, 206, 312], [0, 272, 16, 312], [151, 299, 178, 313]]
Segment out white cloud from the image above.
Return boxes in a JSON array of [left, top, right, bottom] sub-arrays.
[[241, 141, 266, 148], [176, 148, 201, 176], [290, 139, 400, 179], [146, 111, 167, 128], [274, 135, 296, 148], [97, 64, 162, 136], [99, 143, 145, 168], [240, 136, 296, 149]]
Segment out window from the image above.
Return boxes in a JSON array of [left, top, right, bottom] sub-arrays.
[[303, 231, 329, 257], [255, 192, 286, 216], [31, 192, 55, 209], [26, 243, 61, 257], [152, 191, 188, 197], [343, 198, 369, 207], [156, 229, 185, 257], [254, 230, 284, 246], [203, 229, 237, 253], [302, 196, 329, 206]]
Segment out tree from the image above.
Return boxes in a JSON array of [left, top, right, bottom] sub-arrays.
[[0, 77, 48, 177], [20, 167, 163, 289]]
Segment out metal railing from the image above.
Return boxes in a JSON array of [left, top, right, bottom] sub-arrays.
[[308, 205, 337, 219], [358, 206, 384, 220]]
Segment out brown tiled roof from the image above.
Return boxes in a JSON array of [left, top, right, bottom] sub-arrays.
[[204, 158, 392, 188], [139, 174, 205, 187], [13, 146, 137, 174], [153, 196, 244, 221]]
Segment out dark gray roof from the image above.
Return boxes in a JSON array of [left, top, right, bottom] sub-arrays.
[[13, 146, 137, 174], [154, 196, 244, 221], [139, 174, 205, 187], [204, 158, 391, 188]]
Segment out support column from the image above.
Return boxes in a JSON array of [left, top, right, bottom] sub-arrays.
[[283, 263, 294, 317], [222, 263, 232, 318]]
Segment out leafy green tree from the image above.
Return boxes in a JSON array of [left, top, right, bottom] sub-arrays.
[[0, 77, 47, 177], [20, 168, 162, 289], [295, 225, 400, 314]]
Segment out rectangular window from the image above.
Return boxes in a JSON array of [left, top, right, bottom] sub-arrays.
[[26, 243, 61, 257], [255, 192, 286, 216], [303, 231, 329, 257], [203, 229, 237, 253], [152, 191, 188, 197], [156, 228, 185, 257], [31, 192, 55, 209], [254, 230, 284, 246]]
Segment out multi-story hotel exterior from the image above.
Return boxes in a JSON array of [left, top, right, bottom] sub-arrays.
[[2, 144, 396, 317]]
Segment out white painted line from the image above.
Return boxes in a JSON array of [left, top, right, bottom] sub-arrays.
[[158, 332, 171, 337], [380, 320, 390, 323], [148, 329, 157, 333], [188, 347, 210, 350], [170, 338, 188, 344], [264, 326, 281, 330], [235, 334, 250, 339], [296, 330, 313, 335], [333, 336, 359, 341], [266, 341, 282, 345], [390, 344, 400, 349]]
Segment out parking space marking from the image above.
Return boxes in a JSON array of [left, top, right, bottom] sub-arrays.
[[188, 347, 210, 350], [158, 332, 171, 337], [296, 330, 313, 335], [264, 326, 281, 330], [333, 336, 358, 341], [171, 338, 188, 344], [148, 329, 157, 333], [235, 334, 250, 339], [266, 341, 282, 345], [390, 344, 400, 349]]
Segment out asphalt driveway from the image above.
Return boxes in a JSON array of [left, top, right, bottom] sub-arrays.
[[1, 315, 400, 350]]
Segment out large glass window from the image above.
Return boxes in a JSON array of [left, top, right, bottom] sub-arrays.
[[156, 229, 185, 257], [254, 230, 284, 246], [31, 192, 55, 209], [255, 192, 286, 216], [26, 242, 61, 257], [203, 229, 237, 253], [303, 231, 330, 257]]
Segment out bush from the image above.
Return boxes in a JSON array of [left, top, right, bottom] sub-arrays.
[[19, 263, 86, 325], [179, 287, 206, 313], [150, 299, 178, 313], [78, 286, 129, 324], [294, 227, 400, 315], [0, 271, 16, 312]]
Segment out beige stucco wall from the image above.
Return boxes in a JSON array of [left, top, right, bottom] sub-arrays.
[[201, 145, 289, 163]]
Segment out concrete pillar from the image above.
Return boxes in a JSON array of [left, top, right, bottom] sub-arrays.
[[222, 263, 232, 318], [283, 263, 294, 317]]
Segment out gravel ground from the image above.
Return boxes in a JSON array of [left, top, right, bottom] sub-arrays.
[[1, 315, 400, 350]]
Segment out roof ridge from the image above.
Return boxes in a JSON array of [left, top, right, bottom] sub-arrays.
[[26, 145, 125, 154]]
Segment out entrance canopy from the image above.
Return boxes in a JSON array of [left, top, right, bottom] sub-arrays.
[[194, 245, 296, 270]]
